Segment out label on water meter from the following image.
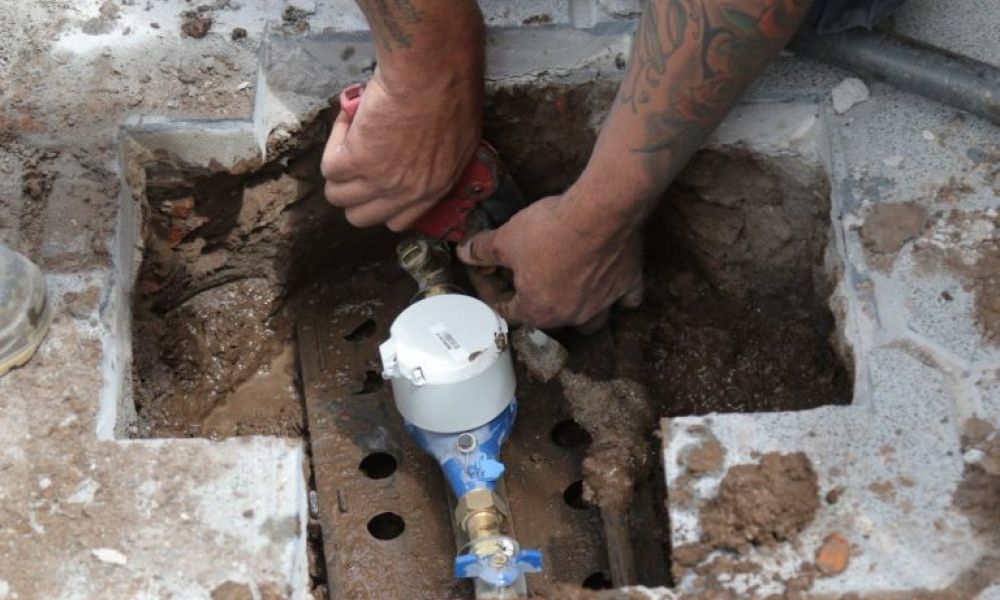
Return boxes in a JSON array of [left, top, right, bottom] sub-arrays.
[[429, 323, 468, 362]]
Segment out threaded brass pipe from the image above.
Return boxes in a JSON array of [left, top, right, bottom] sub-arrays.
[[396, 237, 461, 300]]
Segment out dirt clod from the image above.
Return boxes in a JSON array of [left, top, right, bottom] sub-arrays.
[[98, 1, 119, 19], [681, 435, 726, 476], [860, 202, 928, 269], [868, 480, 896, 502], [815, 532, 851, 576], [210, 581, 253, 600], [63, 286, 101, 320], [230, 27, 247, 40], [282, 6, 311, 33], [180, 11, 213, 38], [698, 452, 819, 553], [22, 169, 52, 201], [559, 372, 652, 511], [964, 417, 996, 446]]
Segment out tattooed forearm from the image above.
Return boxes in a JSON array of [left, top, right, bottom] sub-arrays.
[[619, 0, 697, 114], [360, 0, 424, 51], [619, 0, 809, 161]]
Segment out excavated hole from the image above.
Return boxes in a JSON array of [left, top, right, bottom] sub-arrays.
[[124, 85, 851, 596]]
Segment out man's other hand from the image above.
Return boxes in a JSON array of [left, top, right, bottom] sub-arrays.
[[456, 191, 644, 331], [321, 70, 481, 231]]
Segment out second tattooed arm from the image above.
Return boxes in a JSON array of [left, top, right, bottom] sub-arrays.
[[458, 0, 812, 329], [581, 0, 812, 230]]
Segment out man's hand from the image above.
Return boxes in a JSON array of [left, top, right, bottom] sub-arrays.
[[456, 190, 644, 330], [321, 71, 481, 231], [454, 0, 811, 330], [323, 0, 484, 231]]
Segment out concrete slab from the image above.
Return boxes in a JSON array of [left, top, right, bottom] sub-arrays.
[[661, 56, 1000, 598], [0, 282, 308, 598], [663, 350, 997, 595], [893, 0, 1000, 66]]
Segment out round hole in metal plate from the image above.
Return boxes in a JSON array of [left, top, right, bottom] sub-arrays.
[[359, 452, 398, 479], [367, 512, 405, 540]]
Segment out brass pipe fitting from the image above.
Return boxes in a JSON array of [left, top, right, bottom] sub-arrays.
[[396, 237, 461, 300], [455, 488, 509, 542]]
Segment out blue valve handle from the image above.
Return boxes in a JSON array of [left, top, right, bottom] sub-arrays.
[[454, 547, 543, 586]]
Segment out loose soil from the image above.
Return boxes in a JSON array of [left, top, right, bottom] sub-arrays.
[[698, 452, 819, 552], [672, 452, 820, 568], [559, 372, 653, 512], [568, 254, 852, 417], [600, 148, 852, 417]]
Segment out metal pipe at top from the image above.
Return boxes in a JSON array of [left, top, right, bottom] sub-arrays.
[[790, 29, 1000, 125]]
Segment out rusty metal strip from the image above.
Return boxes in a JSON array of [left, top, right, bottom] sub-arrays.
[[502, 374, 610, 591], [297, 261, 610, 597], [297, 270, 466, 599]]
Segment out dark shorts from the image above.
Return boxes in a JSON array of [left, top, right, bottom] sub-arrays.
[[803, 0, 909, 34]]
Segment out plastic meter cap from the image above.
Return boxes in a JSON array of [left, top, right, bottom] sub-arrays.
[[380, 294, 515, 434]]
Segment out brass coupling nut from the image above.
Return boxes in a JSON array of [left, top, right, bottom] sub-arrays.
[[455, 489, 509, 539]]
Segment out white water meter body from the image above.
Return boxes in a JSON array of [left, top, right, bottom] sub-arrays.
[[379, 294, 515, 434]]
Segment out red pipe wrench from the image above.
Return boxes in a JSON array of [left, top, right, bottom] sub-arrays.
[[338, 83, 526, 243]]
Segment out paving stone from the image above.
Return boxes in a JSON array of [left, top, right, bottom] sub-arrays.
[[663, 347, 986, 596], [661, 64, 1000, 596], [893, 0, 1000, 65]]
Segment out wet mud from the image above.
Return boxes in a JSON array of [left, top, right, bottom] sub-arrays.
[[128, 109, 381, 438], [132, 277, 301, 438], [559, 372, 652, 512]]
